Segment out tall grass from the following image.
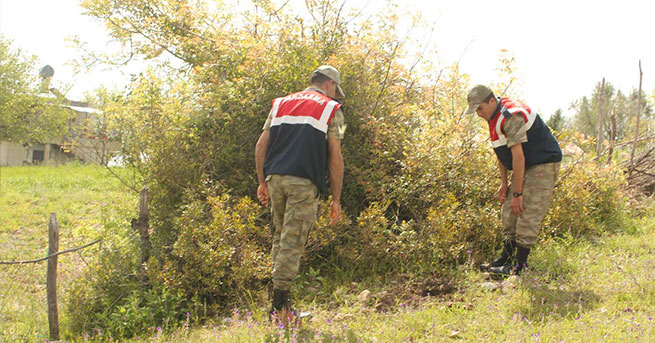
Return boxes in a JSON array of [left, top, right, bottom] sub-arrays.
[[93, 204, 655, 343], [0, 164, 134, 342], [2, 164, 654, 342]]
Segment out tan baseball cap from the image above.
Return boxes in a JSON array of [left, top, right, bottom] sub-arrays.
[[465, 84, 493, 114], [314, 65, 345, 98]]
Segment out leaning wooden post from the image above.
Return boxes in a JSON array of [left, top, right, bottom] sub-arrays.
[[607, 107, 617, 165], [132, 187, 151, 285], [630, 60, 643, 167], [47, 213, 60, 341], [596, 77, 606, 160]]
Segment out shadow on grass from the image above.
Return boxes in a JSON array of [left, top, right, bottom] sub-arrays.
[[517, 284, 601, 321], [265, 325, 360, 343], [508, 253, 602, 321], [512, 261, 600, 321]]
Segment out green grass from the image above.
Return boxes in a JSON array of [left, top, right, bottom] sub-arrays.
[[111, 206, 655, 343], [2, 165, 655, 342], [0, 164, 135, 342]]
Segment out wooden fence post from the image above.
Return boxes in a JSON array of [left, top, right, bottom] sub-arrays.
[[607, 107, 617, 165], [596, 77, 605, 160], [47, 213, 60, 341], [131, 187, 151, 285], [630, 60, 643, 167]]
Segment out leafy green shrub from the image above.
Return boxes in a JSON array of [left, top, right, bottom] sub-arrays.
[[152, 192, 270, 313], [545, 161, 627, 238], [64, 223, 187, 340]]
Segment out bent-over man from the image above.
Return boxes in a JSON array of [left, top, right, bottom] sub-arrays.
[[255, 65, 346, 315], [466, 84, 562, 276]]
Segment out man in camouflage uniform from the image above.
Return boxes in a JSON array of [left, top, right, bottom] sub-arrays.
[[465, 85, 562, 276], [255, 65, 345, 314]]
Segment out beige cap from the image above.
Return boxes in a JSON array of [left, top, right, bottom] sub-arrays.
[[465, 84, 493, 114], [314, 65, 345, 98]]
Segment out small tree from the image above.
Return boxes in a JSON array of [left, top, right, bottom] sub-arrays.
[[547, 108, 565, 132], [0, 37, 71, 144], [572, 80, 653, 144]]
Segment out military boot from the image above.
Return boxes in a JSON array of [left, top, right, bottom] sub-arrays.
[[490, 245, 530, 276], [269, 289, 290, 319], [269, 289, 312, 324], [479, 240, 516, 272]]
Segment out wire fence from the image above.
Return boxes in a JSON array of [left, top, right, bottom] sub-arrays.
[[0, 213, 101, 341], [0, 188, 148, 342]]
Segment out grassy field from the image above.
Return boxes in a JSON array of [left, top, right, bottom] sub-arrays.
[[132, 212, 655, 343], [1, 165, 654, 342], [0, 164, 136, 342]]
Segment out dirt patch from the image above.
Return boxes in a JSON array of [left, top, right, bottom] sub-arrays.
[[369, 273, 458, 312]]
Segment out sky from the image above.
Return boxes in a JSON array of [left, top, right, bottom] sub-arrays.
[[1, 0, 654, 118]]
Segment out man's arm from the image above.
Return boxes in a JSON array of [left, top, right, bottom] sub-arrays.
[[497, 157, 509, 203], [327, 136, 343, 225], [510, 143, 525, 216], [501, 113, 527, 215], [255, 130, 270, 207]]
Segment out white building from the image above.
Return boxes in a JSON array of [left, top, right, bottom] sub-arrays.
[[0, 100, 120, 166]]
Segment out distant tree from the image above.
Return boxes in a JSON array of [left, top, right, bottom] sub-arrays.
[[79, 87, 122, 164], [572, 80, 653, 143], [547, 108, 565, 132], [0, 37, 71, 143]]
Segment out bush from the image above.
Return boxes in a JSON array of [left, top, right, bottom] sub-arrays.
[[152, 192, 270, 313], [68, 0, 631, 339], [64, 222, 187, 340], [545, 161, 627, 238]]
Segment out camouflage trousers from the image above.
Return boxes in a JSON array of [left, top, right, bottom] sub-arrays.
[[267, 174, 319, 291], [502, 162, 560, 248]]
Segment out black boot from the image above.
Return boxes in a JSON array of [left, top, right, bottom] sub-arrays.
[[490, 245, 530, 276], [269, 289, 313, 324], [480, 240, 516, 271], [270, 289, 290, 317], [514, 245, 530, 274]]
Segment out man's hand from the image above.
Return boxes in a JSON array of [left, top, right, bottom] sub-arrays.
[[255, 130, 270, 207], [257, 183, 269, 207], [329, 200, 341, 225], [327, 137, 343, 226], [511, 195, 523, 216], [497, 183, 508, 203]]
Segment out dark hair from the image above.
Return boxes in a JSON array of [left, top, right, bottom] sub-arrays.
[[482, 92, 496, 103], [310, 72, 331, 85]]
